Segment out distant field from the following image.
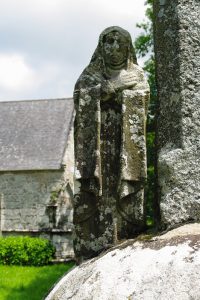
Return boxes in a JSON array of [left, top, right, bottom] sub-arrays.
[[0, 262, 74, 300]]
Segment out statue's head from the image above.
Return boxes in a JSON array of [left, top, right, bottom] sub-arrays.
[[90, 26, 137, 74], [101, 29, 129, 70]]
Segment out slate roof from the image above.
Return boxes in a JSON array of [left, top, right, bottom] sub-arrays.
[[0, 98, 74, 171]]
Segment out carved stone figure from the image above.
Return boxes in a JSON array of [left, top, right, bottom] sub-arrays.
[[73, 26, 149, 260]]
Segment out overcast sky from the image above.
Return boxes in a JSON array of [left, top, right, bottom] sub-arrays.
[[0, 0, 146, 101]]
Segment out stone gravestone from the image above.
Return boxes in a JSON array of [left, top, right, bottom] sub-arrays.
[[154, 0, 200, 228], [73, 26, 149, 260]]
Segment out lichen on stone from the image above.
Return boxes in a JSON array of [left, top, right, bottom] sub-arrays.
[[73, 26, 149, 260]]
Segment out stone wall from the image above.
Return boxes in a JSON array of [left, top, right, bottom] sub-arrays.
[[0, 126, 74, 259]]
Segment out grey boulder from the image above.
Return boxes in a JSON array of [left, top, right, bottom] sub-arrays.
[[46, 223, 200, 300]]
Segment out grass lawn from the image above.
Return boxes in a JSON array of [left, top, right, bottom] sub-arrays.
[[0, 262, 74, 300]]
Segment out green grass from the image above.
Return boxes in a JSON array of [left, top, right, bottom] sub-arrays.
[[0, 262, 74, 300]]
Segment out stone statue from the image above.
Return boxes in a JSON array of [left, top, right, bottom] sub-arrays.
[[73, 26, 149, 260]]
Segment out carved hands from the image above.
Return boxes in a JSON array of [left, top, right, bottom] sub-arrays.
[[112, 72, 137, 91], [101, 71, 137, 102]]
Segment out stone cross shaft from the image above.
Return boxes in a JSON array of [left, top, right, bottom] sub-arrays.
[[154, 0, 200, 228]]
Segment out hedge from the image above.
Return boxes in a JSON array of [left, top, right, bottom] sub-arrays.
[[0, 236, 55, 266]]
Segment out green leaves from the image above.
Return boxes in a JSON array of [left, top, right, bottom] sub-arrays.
[[134, 0, 157, 225], [0, 236, 55, 266], [135, 0, 154, 58], [135, 34, 152, 58]]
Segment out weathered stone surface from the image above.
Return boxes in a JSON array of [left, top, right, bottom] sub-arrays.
[[46, 223, 200, 300], [154, 0, 200, 228], [73, 26, 149, 260]]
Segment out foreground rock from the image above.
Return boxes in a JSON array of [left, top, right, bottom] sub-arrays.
[[46, 224, 200, 300]]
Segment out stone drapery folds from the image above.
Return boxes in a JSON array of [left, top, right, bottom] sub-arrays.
[[73, 26, 149, 260]]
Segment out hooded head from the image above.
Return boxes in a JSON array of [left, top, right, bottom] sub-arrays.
[[75, 26, 138, 90], [90, 26, 137, 75]]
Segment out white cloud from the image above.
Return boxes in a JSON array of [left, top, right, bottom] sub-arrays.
[[0, 53, 35, 90], [0, 53, 64, 100], [0, 0, 147, 100]]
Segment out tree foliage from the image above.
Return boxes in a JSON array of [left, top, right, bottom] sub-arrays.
[[134, 0, 156, 225]]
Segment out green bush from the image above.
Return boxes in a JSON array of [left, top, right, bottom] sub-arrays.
[[0, 236, 55, 266]]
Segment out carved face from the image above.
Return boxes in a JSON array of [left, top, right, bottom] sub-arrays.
[[102, 31, 129, 70]]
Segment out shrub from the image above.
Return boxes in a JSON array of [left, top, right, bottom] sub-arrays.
[[0, 236, 55, 266]]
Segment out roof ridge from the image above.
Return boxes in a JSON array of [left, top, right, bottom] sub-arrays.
[[0, 97, 73, 104]]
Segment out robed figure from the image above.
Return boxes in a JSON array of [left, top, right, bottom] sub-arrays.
[[73, 26, 149, 260]]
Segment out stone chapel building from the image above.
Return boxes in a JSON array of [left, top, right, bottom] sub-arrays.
[[0, 98, 74, 259]]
